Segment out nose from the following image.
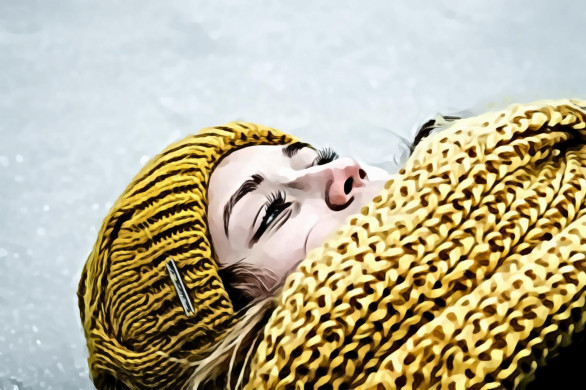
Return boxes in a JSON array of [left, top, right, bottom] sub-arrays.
[[326, 159, 368, 210], [289, 157, 368, 211]]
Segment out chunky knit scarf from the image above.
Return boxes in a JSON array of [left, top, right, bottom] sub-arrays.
[[243, 99, 586, 389]]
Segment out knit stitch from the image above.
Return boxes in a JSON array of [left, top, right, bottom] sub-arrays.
[[77, 122, 296, 390], [245, 99, 586, 390]]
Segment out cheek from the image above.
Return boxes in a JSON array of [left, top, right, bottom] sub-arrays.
[[258, 239, 304, 280], [296, 200, 346, 255], [258, 208, 320, 276], [256, 201, 356, 276], [304, 216, 344, 253], [266, 229, 306, 260], [264, 217, 311, 261]]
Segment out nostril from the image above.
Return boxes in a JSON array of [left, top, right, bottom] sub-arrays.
[[359, 169, 367, 179], [344, 177, 353, 195]]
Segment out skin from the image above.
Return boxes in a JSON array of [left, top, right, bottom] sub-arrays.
[[207, 143, 392, 284]]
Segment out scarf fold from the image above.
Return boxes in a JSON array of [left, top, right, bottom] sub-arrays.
[[243, 99, 586, 389]]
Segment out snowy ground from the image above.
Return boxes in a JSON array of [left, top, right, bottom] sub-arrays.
[[1, 1, 585, 389]]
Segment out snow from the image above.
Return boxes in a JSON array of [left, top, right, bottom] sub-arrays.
[[1, 0, 585, 388]]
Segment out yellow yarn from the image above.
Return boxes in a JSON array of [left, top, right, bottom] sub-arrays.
[[77, 122, 296, 389], [244, 99, 586, 389]]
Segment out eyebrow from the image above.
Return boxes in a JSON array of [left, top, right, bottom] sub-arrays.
[[223, 174, 264, 237], [282, 142, 314, 158]]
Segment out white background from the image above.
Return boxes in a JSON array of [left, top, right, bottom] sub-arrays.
[[0, 1, 584, 388]]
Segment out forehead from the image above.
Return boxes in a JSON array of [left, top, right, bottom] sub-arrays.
[[207, 143, 316, 208], [209, 145, 281, 197], [207, 145, 282, 215]]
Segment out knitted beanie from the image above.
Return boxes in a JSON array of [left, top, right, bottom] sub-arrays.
[[77, 122, 296, 390]]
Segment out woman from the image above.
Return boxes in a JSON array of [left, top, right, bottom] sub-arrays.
[[77, 119, 445, 390], [79, 99, 586, 390]]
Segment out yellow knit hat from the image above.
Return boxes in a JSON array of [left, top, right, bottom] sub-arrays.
[[77, 122, 296, 389]]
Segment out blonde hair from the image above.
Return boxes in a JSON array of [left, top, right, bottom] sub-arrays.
[[78, 122, 297, 390], [154, 259, 293, 390]]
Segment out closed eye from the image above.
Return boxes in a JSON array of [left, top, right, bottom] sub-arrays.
[[249, 190, 291, 247], [313, 147, 339, 166]]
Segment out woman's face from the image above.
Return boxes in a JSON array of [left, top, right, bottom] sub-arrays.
[[207, 142, 391, 281]]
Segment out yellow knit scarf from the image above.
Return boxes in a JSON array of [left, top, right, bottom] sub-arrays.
[[243, 99, 586, 389]]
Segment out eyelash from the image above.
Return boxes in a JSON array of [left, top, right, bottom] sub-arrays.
[[252, 146, 339, 243], [253, 189, 291, 241], [313, 147, 339, 166]]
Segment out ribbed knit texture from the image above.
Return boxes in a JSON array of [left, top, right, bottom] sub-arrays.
[[244, 99, 586, 389], [77, 122, 296, 390]]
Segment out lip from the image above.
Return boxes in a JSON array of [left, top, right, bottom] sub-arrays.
[[325, 179, 355, 211]]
